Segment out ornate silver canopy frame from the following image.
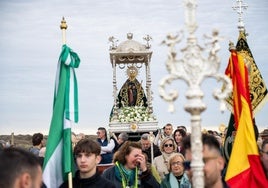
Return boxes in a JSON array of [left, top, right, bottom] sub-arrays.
[[108, 33, 158, 133]]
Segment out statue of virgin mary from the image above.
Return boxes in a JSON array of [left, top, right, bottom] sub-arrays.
[[117, 66, 148, 108]]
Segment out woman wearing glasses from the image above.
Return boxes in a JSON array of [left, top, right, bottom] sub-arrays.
[[153, 137, 177, 180], [160, 153, 191, 188]]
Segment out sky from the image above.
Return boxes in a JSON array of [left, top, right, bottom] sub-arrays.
[[0, 0, 267, 135]]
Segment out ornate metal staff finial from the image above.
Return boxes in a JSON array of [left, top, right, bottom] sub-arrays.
[[183, 0, 198, 35], [143, 34, 152, 49], [232, 0, 248, 31], [60, 17, 67, 44], [127, 33, 133, 40], [60, 17, 68, 30], [229, 41, 236, 51], [108, 36, 118, 50], [159, 1, 232, 187]]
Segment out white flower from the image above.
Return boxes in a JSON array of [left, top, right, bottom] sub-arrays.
[[116, 106, 156, 123]]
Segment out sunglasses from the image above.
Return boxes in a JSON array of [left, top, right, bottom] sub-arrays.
[[164, 144, 173, 147]]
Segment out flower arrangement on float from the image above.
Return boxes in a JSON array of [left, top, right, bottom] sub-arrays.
[[118, 106, 156, 123]]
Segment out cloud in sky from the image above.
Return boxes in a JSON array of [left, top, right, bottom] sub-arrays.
[[0, 0, 267, 135]]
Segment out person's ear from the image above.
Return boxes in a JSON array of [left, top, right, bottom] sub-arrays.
[[217, 156, 225, 170], [19, 172, 32, 188], [96, 155, 102, 164]]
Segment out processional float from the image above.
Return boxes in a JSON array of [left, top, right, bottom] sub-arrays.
[[108, 33, 158, 140]]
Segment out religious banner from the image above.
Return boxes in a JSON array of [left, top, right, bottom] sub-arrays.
[[225, 31, 268, 116]]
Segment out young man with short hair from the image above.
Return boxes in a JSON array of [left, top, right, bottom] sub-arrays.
[[182, 134, 229, 188], [0, 147, 43, 188], [60, 139, 116, 188], [29, 133, 45, 156]]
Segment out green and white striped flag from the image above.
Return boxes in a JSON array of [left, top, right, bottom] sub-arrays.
[[43, 44, 80, 188]]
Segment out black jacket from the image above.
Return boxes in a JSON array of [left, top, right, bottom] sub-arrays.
[[59, 170, 116, 188], [143, 144, 161, 163]]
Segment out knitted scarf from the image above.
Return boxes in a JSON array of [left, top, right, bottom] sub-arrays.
[[115, 161, 138, 188], [169, 173, 179, 188]]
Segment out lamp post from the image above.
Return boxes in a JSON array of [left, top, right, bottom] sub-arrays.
[[159, 0, 232, 187]]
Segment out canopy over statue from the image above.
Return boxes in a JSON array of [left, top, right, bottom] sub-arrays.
[[108, 33, 158, 136]]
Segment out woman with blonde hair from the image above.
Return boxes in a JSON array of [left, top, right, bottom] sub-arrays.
[[160, 153, 191, 188], [153, 137, 177, 180]]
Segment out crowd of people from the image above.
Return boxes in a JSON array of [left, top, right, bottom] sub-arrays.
[[0, 124, 268, 188]]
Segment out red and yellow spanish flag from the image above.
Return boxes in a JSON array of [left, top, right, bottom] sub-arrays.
[[224, 43, 268, 187]]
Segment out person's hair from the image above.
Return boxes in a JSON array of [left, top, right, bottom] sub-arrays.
[[0, 147, 41, 188], [207, 130, 213, 135], [182, 135, 191, 151], [177, 125, 187, 132], [160, 137, 177, 152], [173, 128, 186, 142], [113, 141, 141, 165], [253, 123, 259, 141], [202, 134, 221, 154], [98, 127, 107, 138], [141, 133, 149, 141], [164, 123, 173, 129], [182, 134, 221, 155], [261, 139, 268, 150], [118, 132, 128, 142], [168, 153, 185, 171], [74, 139, 101, 157], [32, 133, 43, 146]]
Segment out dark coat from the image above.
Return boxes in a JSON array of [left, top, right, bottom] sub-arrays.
[[102, 165, 160, 188], [143, 144, 162, 163], [59, 170, 116, 188]]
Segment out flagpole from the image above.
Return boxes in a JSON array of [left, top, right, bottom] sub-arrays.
[[60, 17, 67, 45], [60, 17, 73, 188]]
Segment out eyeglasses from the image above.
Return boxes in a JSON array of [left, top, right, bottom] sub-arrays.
[[164, 144, 173, 147], [171, 161, 183, 166]]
